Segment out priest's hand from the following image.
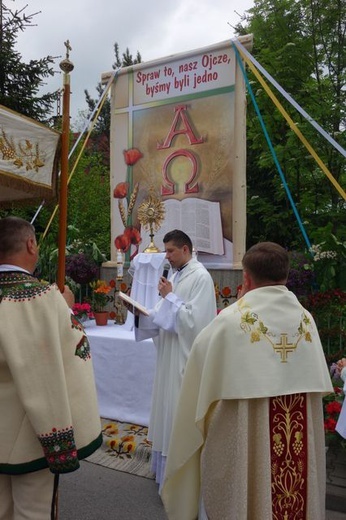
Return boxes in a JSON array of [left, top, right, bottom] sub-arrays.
[[158, 277, 172, 298]]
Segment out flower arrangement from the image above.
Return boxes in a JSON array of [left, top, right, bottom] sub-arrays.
[[324, 360, 346, 450], [90, 280, 112, 312], [72, 302, 92, 322], [310, 232, 346, 291], [324, 388, 344, 449]]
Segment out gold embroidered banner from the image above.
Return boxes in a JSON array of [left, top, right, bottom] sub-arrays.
[[0, 105, 61, 207], [270, 393, 308, 520]]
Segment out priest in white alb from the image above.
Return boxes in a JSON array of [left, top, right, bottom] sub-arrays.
[[162, 241, 333, 520], [133, 229, 216, 491]]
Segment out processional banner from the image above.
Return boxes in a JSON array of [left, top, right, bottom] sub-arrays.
[[0, 105, 60, 207], [105, 35, 252, 269]]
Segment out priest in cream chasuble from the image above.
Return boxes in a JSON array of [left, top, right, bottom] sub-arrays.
[[162, 245, 333, 520]]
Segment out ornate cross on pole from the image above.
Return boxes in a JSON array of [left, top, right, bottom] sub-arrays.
[[273, 333, 297, 363], [64, 39, 72, 60]]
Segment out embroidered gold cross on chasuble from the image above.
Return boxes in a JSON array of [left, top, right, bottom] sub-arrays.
[[274, 333, 296, 362], [238, 299, 312, 363]]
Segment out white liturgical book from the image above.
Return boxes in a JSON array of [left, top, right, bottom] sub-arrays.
[[119, 291, 150, 316]]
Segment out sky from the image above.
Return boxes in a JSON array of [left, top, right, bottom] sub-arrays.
[[14, 0, 254, 124]]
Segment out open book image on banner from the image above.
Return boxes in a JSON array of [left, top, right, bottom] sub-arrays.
[[106, 36, 251, 269], [139, 198, 224, 256]]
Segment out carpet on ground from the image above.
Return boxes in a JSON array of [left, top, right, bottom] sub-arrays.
[[85, 418, 155, 479]]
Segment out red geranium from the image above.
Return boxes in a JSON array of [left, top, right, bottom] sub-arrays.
[[324, 417, 337, 433], [323, 367, 345, 449], [326, 401, 342, 415]]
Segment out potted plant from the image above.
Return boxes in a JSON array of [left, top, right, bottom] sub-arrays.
[[90, 280, 112, 325], [65, 253, 99, 284], [72, 302, 92, 322]]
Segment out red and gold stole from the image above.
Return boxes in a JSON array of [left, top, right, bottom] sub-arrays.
[[270, 393, 308, 520]]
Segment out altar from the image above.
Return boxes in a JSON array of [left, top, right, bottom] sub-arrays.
[[84, 321, 157, 427]]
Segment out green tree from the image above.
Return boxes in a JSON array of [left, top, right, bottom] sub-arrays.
[[64, 45, 142, 255], [67, 147, 111, 256], [84, 43, 141, 137], [0, 1, 58, 122], [235, 0, 346, 251]]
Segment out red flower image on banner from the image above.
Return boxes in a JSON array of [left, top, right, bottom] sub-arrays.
[[113, 182, 129, 199], [123, 148, 143, 166], [113, 149, 143, 259], [115, 226, 142, 256], [115, 234, 131, 253]]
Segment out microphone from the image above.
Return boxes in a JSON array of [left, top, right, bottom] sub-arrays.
[[159, 263, 171, 296], [162, 263, 170, 279]]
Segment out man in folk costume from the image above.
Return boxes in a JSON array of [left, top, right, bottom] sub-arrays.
[[162, 242, 333, 520], [0, 217, 102, 520], [134, 229, 216, 491]]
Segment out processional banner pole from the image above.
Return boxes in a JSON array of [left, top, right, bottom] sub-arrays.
[[57, 41, 74, 291]]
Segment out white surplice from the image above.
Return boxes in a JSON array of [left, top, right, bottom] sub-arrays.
[[162, 285, 334, 520]]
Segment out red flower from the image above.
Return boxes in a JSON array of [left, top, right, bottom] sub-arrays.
[[123, 148, 143, 166], [324, 417, 337, 432], [124, 226, 142, 245], [326, 401, 342, 415], [113, 182, 129, 199]]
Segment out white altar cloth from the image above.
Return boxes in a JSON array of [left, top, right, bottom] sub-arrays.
[[84, 321, 156, 426]]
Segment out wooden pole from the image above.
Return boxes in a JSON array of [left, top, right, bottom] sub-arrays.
[[57, 41, 74, 291]]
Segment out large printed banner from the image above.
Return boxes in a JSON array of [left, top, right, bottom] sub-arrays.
[[0, 105, 60, 207], [106, 36, 252, 269]]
